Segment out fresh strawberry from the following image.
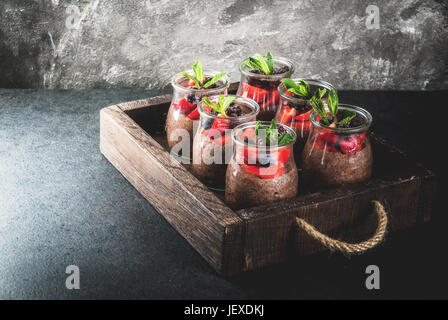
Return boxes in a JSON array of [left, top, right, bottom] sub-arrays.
[[242, 163, 285, 179], [274, 149, 291, 165], [294, 110, 311, 122], [315, 131, 338, 152], [239, 83, 269, 103], [283, 90, 294, 97], [186, 79, 196, 87], [187, 107, 200, 120], [172, 97, 195, 114], [278, 105, 298, 125], [206, 118, 231, 138], [339, 134, 362, 155]]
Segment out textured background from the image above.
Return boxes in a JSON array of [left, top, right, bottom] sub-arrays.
[[0, 0, 447, 90]]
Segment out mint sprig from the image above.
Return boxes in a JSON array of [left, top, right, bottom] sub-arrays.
[[281, 78, 311, 98], [309, 92, 330, 125], [242, 52, 275, 75], [337, 110, 356, 125], [327, 88, 338, 117], [178, 60, 227, 89], [254, 120, 294, 146], [309, 88, 356, 127], [202, 95, 237, 117]]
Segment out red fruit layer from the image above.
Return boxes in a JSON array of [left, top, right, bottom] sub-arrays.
[[172, 97, 196, 115], [203, 118, 232, 139], [187, 107, 200, 120], [239, 83, 269, 104], [237, 146, 291, 166], [242, 162, 285, 179], [314, 131, 366, 155]]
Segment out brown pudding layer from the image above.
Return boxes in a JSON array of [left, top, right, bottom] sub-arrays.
[[225, 160, 298, 209], [302, 142, 372, 187]]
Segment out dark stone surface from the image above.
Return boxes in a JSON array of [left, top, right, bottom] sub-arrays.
[[0, 88, 446, 299], [0, 0, 447, 90]]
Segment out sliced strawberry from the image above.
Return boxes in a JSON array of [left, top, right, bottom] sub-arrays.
[[339, 134, 362, 155], [172, 97, 195, 114], [315, 131, 338, 152], [283, 90, 294, 97], [275, 149, 291, 165], [206, 118, 231, 138], [278, 105, 298, 125], [294, 110, 311, 122], [187, 107, 200, 120], [239, 83, 269, 103], [186, 79, 196, 87], [242, 163, 285, 179]]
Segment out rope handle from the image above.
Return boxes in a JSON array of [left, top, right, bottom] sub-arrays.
[[295, 200, 388, 254]]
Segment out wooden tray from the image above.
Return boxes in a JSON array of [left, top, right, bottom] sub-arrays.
[[99, 84, 436, 276]]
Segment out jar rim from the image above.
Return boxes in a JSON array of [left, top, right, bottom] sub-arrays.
[[309, 104, 373, 133], [198, 95, 260, 121], [171, 69, 230, 94], [232, 121, 297, 149], [239, 57, 295, 81], [278, 78, 336, 103]]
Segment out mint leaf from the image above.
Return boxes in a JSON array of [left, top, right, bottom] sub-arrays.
[[203, 72, 227, 88], [178, 72, 200, 89], [220, 95, 237, 113], [254, 53, 271, 75], [336, 110, 356, 125], [269, 119, 278, 144], [193, 60, 204, 84], [243, 53, 274, 75], [281, 78, 311, 98], [266, 52, 274, 74], [310, 94, 330, 125], [202, 95, 236, 117], [242, 60, 259, 70], [202, 97, 223, 116], [327, 88, 338, 117], [282, 78, 299, 90], [278, 133, 295, 146]]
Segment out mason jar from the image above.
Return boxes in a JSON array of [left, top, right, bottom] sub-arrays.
[[237, 57, 294, 121], [225, 121, 298, 209], [166, 70, 229, 158], [192, 95, 259, 189], [302, 105, 373, 188]]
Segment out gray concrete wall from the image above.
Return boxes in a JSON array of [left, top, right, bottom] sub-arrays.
[[0, 0, 447, 90]]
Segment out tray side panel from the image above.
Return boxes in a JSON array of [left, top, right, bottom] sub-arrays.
[[239, 177, 430, 271], [100, 106, 244, 276]]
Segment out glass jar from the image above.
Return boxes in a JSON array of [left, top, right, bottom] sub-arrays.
[[192, 95, 259, 189], [302, 105, 373, 188], [166, 70, 229, 159], [237, 57, 294, 121], [225, 121, 298, 209]]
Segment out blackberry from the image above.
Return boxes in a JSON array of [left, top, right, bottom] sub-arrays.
[[226, 105, 242, 117], [273, 66, 289, 74], [187, 94, 200, 104], [277, 126, 287, 136]]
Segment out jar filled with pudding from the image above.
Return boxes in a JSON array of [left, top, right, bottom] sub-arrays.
[[225, 121, 298, 209], [166, 64, 229, 159], [192, 95, 259, 189], [237, 53, 294, 121], [302, 104, 373, 188]]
